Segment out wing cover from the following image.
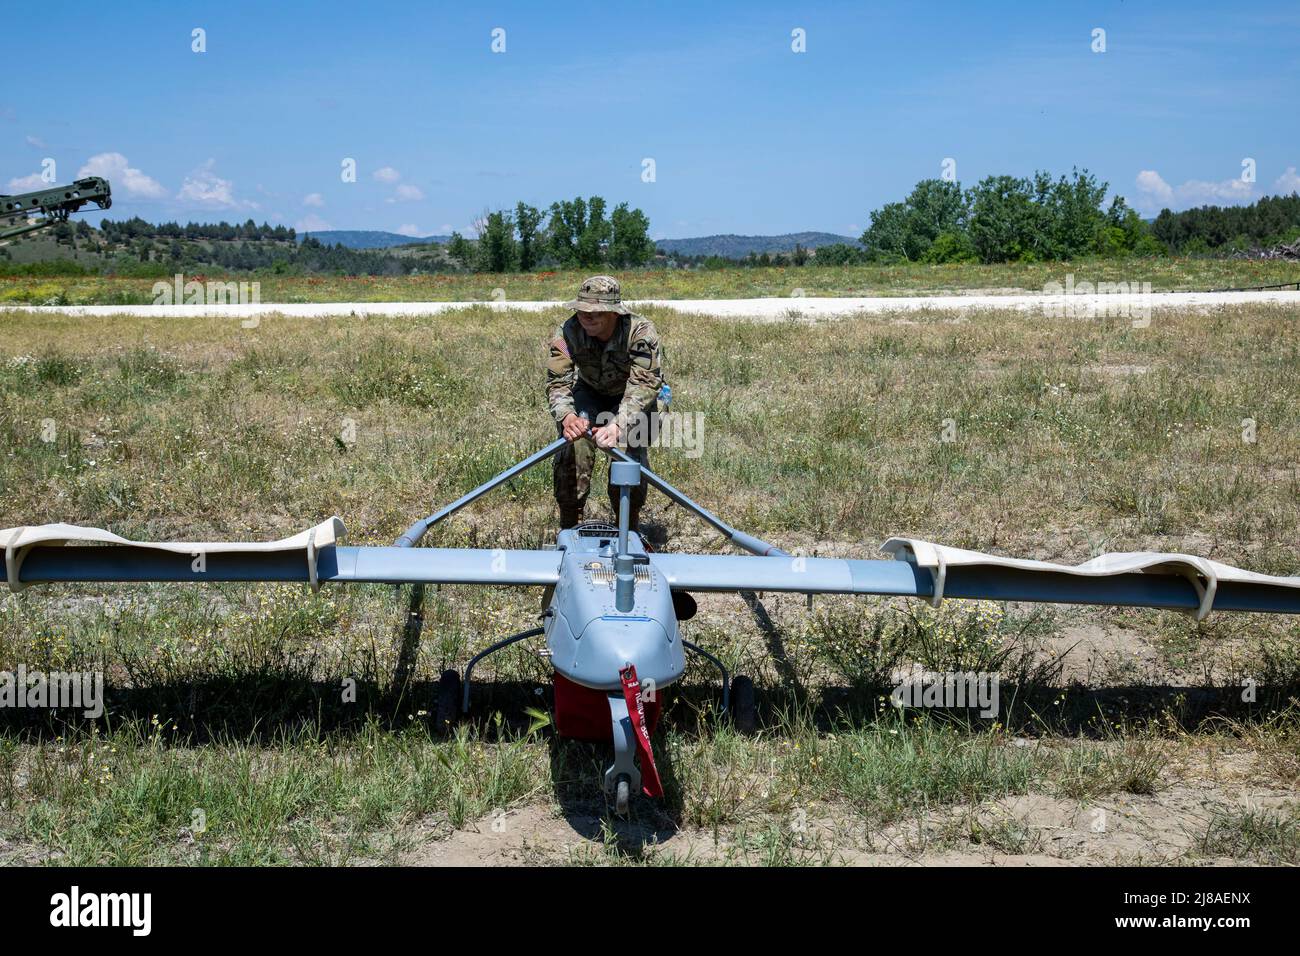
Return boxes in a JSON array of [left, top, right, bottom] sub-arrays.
[[650, 541, 1300, 617], [882, 538, 1300, 618]]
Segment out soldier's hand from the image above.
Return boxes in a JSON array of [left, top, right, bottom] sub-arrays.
[[591, 421, 621, 449], [562, 413, 590, 442]]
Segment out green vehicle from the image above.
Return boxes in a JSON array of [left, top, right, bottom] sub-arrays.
[[0, 175, 112, 241]]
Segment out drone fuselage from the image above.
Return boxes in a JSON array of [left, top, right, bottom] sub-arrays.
[[544, 526, 686, 693]]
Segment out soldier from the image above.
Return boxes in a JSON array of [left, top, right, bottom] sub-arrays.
[[547, 275, 664, 531]]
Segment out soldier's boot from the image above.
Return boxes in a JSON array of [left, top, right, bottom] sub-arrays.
[[559, 505, 584, 529]]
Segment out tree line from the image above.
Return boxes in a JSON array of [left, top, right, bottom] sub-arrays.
[[1151, 193, 1300, 253], [445, 197, 656, 272], [841, 171, 1300, 265], [850, 170, 1159, 264], [2, 223, 452, 277], [99, 217, 297, 242]]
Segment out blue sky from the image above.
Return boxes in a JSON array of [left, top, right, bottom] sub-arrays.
[[4, 1, 1297, 238]]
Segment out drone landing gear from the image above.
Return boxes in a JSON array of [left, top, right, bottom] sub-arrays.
[[681, 640, 755, 732], [435, 669, 461, 736], [604, 692, 642, 816], [729, 675, 757, 735], [457, 625, 547, 717]]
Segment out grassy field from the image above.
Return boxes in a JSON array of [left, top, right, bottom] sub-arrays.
[[1, 300, 1299, 865], [1, 257, 1298, 306]]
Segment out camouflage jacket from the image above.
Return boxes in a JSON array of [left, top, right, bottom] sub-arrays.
[[546, 313, 664, 430]]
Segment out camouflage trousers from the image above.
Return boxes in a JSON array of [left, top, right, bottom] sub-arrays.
[[553, 382, 652, 527]]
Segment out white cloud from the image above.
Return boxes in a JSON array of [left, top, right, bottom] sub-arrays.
[[177, 160, 233, 205], [373, 166, 401, 183], [1179, 177, 1253, 205], [176, 159, 257, 209], [438, 223, 453, 234], [296, 214, 331, 233], [389, 183, 425, 202], [1133, 168, 1263, 212], [25, 135, 46, 149], [77, 152, 167, 199], [1135, 170, 1174, 205], [5, 172, 45, 192], [302, 192, 325, 207], [396, 223, 421, 237], [1274, 166, 1300, 195]]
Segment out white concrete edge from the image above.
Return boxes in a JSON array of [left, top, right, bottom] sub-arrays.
[[1, 290, 1297, 319]]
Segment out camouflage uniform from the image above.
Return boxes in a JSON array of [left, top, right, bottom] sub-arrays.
[[547, 276, 664, 528]]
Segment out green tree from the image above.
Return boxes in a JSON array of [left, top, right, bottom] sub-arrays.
[[905, 179, 968, 252], [967, 175, 1040, 262], [860, 201, 914, 261], [812, 242, 862, 265], [576, 196, 610, 267], [475, 210, 518, 273], [860, 179, 968, 261], [1033, 168, 1109, 259], [515, 202, 544, 271], [547, 197, 587, 266], [920, 230, 978, 263], [608, 202, 655, 267], [446, 231, 475, 270]]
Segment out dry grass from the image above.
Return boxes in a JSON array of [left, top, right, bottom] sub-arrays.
[[1, 300, 1298, 864]]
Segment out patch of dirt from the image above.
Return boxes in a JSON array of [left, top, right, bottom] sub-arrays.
[[1086, 364, 1151, 377], [861, 782, 1298, 866], [400, 802, 730, 866], [1043, 623, 1162, 685], [399, 774, 1298, 867]]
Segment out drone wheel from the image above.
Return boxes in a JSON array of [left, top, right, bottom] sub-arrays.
[[730, 675, 757, 735], [614, 776, 631, 816], [435, 669, 462, 735]]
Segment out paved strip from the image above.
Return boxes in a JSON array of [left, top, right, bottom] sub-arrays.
[[2, 290, 1297, 320]]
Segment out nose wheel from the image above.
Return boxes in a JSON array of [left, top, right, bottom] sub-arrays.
[[604, 693, 642, 815]]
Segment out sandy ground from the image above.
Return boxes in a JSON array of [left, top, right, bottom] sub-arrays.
[[400, 772, 1297, 866], [4, 290, 1299, 321]]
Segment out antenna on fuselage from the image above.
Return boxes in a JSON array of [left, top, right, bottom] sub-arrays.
[[609, 460, 642, 612]]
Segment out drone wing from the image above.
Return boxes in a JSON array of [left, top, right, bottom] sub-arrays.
[[650, 538, 1300, 618], [2, 518, 561, 592]]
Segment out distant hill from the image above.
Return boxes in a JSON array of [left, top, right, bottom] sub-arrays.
[[297, 229, 860, 256], [298, 230, 450, 249], [0, 223, 454, 276], [656, 231, 861, 258]]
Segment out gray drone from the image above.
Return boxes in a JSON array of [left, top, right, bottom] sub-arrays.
[[5, 437, 1299, 814]]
